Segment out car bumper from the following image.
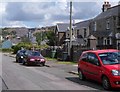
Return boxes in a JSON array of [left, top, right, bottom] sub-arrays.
[[110, 76, 120, 88], [27, 61, 45, 65]]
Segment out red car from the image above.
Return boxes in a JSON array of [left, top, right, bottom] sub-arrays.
[[78, 49, 120, 90], [23, 50, 46, 66]]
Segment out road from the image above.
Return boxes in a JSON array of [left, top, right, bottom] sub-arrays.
[[1, 53, 105, 91]]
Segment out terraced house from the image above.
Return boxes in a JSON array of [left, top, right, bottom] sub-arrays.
[[90, 1, 120, 50], [68, 1, 120, 50]]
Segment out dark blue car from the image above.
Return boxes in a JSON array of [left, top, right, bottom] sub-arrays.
[[16, 50, 26, 63]]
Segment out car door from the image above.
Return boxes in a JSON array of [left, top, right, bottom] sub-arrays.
[[79, 53, 90, 78], [86, 53, 102, 81]]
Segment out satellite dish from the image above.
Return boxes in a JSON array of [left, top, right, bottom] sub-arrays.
[[115, 33, 120, 39]]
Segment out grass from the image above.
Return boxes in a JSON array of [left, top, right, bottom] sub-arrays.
[[57, 61, 77, 65], [45, 57, 57, 61], [45, 57, 77, 65]]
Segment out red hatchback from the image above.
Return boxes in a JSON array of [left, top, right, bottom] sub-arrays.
[[78, 49, 120, 90]]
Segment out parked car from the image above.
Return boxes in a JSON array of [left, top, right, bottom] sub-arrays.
[[16, 50, 26, 63], [78, 49, 120, 90], [22, 50, 46, 66]]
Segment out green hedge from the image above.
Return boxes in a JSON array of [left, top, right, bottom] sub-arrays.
[[12, 42, 49, 54], [12, 42, 32, 54], [0, 48, 13, 52]]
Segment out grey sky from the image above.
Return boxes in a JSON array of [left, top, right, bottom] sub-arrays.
[[0, 0, 119, 28]]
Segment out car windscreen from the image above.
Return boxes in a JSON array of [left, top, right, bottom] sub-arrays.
[[18, 50, 26, 54], [31, 51, 41, 56], [99, 51, 120, 65], [20, 50, 26, 53]]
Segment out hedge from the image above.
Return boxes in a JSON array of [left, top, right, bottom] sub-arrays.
[[0, 48, 13, 52]]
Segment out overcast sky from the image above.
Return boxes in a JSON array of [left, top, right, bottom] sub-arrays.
[[0, 0, 119, 28]]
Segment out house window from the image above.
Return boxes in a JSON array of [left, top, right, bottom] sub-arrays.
[[106, 19, 110, 29], [84, 28, 87, 38], [97, 37, 100, 45], [117, 17, 120, 26], [107, 37, 110, 45], [94, 22, 97, 31], [104, 38, 107, 45], [77, 29, 79, 37], [67, 33, 69, 37]]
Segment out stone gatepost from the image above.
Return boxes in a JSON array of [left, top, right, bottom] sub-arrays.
[[88, 35, 97, 50]]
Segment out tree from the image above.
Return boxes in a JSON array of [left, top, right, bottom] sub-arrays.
[[34, 32, 47, 45], [34, 31, 56, 46], [21, 36, 30, 43], [46, 31, 56, 46]]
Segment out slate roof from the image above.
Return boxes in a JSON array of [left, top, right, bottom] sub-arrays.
[[75, 19, 92, 29], [2, 39, 12, 48], [56, 23, 69, 32], [94, 5, 120, 20]]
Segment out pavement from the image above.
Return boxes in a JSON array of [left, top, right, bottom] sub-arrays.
[[3, 53, 78, 75]]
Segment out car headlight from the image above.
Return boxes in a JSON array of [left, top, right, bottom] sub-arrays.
[[111, 70, 120, 76], [21, 56, 23, 58], [40, 59, 45, 62], [30, 59, 35, 61]]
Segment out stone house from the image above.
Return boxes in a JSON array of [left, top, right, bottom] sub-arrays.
[[90, 2, 120, 49], [55, 23, 69, 46], [74, 20, 92, 46]]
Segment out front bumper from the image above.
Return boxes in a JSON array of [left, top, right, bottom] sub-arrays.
[[110, 76, 120, 88], [27, 60, 45, 65]]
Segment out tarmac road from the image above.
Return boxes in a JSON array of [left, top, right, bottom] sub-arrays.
[[1, 52, 105, 91]]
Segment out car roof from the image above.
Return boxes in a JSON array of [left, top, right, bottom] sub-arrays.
[[83, 49, 119, 54]]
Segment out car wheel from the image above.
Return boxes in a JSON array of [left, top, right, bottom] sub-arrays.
[[78, 69, 85, 80], [16, 58, 18, 62], [22, 60, 25, 65], [42, 62, 45, 66], [102, 76, 111, 90], [40, 63, 45, 66]]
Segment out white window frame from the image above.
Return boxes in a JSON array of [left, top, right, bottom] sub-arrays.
[[106, 19, 110, 29], [94, 22, 97, 31], [103, 38, 107, 45]]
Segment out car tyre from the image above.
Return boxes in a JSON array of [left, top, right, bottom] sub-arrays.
[[42, 62, 45, 66], [78, 69, 85, 80], [40, 63, 45, 67], [102, 76, 111, 90], [22, 60, 25, 65], [16, 58, 18, 62]]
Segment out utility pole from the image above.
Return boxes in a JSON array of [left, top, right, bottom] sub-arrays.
[[68, 1, 72, 59]]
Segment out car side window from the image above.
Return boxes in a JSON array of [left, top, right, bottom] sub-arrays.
[[81, 53, 88, 62], [88, 53, 100, 66]]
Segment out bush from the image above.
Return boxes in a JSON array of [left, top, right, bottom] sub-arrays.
[[0, 48, 13, 52], [12, 42, 32, 54], [12, 42, 49, 54]]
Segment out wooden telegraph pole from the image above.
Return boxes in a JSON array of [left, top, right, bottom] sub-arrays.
[[69, 1, 72, 60]]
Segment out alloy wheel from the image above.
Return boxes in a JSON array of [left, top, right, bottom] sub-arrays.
[[102, 76, 111, 90], [78, 69, 85, 80]]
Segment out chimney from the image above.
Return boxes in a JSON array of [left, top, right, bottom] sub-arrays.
[[102, 1, 111, 12]]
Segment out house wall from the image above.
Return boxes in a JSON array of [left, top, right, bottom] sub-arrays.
[[75, 27, 89, 38], [58, 32, 66, 46], [90, 15, 119, 49]]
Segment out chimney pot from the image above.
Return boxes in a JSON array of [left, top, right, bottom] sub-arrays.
[[102, 1, 111, 12]]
